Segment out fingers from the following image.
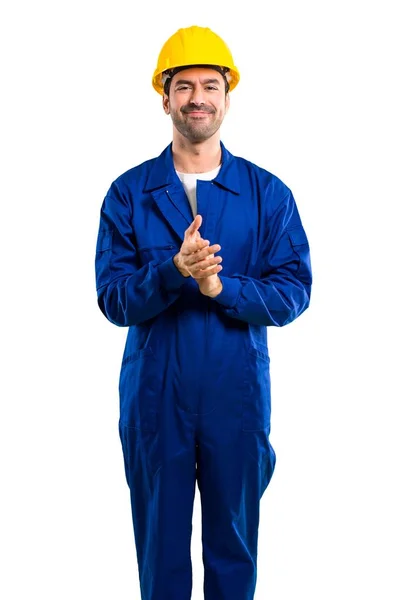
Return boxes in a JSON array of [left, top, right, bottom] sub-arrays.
[[194, 255, 223, 271], [186, 244, 221, 266], [194, 264, 223, 279], [187, 251, 223, 279], [179, 221, 223, 278], [182, 238, 210, 255]]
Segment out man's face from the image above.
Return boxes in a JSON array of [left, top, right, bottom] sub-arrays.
[[163, 67, 230, 143]]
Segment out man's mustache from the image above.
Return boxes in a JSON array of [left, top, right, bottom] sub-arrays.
[[181, 105, 214, 114]]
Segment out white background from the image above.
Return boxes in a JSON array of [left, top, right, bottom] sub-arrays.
[[1, 1, 399, 598]]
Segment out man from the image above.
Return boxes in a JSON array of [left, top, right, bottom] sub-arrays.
[[95, 25, 312, 600]]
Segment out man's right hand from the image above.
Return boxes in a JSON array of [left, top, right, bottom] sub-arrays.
[[173, 215, 223, 278]]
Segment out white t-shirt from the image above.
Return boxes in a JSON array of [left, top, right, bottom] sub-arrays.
[[176, 165, 221, 217]]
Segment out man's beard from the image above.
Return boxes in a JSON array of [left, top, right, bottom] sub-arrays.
[[170, 106, 224, 142]]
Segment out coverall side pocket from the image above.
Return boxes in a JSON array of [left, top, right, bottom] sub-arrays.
[[118, 347, 159, 432], [118, 421, 130, 486], [260, 439, 277, 497], [95, 228, 113, 289], [118, 421, 140, 489], [242, 343, 271, 432]]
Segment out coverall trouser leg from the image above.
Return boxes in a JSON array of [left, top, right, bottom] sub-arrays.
[[119, 386, 276, 600]]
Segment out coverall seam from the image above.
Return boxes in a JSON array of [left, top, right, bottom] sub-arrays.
[[111, 179, 133, 223], [267, 190, 291, 223]]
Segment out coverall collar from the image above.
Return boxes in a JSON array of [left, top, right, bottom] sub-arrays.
[[143, 142, 240, 195]]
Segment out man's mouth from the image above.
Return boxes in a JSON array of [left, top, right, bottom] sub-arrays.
[[182, 107, 214, 115]]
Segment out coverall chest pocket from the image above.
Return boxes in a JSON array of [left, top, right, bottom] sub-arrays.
[[118, 347, 159, 432], [242, 342, 271, 432], [138, 244, 179, 265]]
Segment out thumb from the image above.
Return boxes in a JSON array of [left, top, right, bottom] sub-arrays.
[[187, 214, 202, 236], [193, 214, 202, 231]]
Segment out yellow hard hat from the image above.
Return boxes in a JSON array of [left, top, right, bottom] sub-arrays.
[[152, 25, 240, 95]]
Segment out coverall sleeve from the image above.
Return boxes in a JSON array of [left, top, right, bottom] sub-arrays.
[[213, 190, 312, 327], [95, 185, 187, 327]]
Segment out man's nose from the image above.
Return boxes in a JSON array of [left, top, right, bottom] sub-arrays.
[[189, 85, 206, 105]]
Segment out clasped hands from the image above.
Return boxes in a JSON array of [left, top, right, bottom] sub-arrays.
[[173, 214, 223, 298]]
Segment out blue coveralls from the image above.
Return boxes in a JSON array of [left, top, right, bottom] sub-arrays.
[[95, 142, 312, 600]]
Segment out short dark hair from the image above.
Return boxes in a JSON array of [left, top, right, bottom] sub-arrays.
[[163, 64, 230, 96]]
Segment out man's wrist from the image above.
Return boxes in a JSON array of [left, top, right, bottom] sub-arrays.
[[206, 278, 223, 298]]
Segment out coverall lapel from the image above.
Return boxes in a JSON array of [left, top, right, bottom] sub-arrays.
[[151, 185, 193, 243], [143, 142, 240, 244], [144, 144, 192, 243]]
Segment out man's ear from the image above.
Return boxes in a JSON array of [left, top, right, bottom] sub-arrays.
[[163, 93, 170, 115], [225, 92, 230, 113]]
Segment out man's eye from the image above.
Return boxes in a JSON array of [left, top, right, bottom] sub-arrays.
[[177, 85, 190, 91], [206, 86, 218, 91]]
